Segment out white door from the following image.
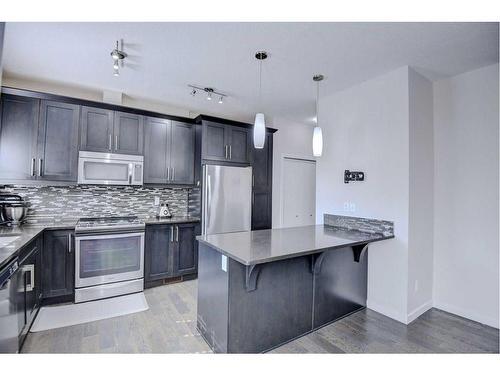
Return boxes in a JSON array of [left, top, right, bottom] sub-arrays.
[[281, 157, 316, 228]]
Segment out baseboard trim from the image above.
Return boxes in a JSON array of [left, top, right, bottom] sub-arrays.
[[407, 300, 433, 324], [433, 301, 499, 329], [366, 300, 407, 324]]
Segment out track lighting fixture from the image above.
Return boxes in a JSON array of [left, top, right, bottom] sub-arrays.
[[110, 40, 126, 77], [188, 85, 227, 103]]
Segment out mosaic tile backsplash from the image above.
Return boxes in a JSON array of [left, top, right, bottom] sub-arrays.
[[2, 185, 201, 222], [324, 214, 394, 236]]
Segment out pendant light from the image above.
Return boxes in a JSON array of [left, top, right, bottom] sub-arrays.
[[253, 51, 268, 149], [312, 74, 324, 157]]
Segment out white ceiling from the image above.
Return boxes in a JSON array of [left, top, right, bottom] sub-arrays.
[[2, 22, 498, 124]]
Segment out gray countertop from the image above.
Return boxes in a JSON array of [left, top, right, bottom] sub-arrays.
[[197, 225, 394, 265], [0, 216, 200, 269], [144, 216, 200, 225]]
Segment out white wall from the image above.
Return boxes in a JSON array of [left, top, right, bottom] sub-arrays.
[[407, 68, 434, 321], [270, 118, 315, 228], [433, 64, 499, 328], [1, 73, 194, 118], [316, 67, 410, 323]]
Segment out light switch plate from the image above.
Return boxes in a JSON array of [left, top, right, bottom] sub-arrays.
[[221, 255, 228, 272]]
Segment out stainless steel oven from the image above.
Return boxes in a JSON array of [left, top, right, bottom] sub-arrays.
[[74, 217, 145, 303], [77, 151, 143, 186]]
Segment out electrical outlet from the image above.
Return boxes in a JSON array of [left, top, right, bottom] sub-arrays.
[[343, 202, 349, 211], [349, 203, 356, 212], [154, 196, 160, 206]]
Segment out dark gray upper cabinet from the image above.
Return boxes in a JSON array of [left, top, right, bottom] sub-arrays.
[[202, 121, 228, 162], [228, 126, 250, 164], [201, 121, 250, 164], [80, 106, 114, 153], [170, 121, 195, 184], [251, 132, 273, 230], [81, 107, 143, 155], [113, 111, 144, 155], [42, 230, 74, 301], [144, 117, 169, 184], [144, 118, 195, 185], [37, 100, 80, 182], [0, 94, 39, 181]]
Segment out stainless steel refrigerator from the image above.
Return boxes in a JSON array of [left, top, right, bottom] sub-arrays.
[[201, 164, 252, 235]]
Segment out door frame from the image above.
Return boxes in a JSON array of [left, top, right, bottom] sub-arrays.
[[279, 155, 317, 228]]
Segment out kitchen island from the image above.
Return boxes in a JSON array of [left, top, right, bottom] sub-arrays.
[[196, 217, 394, 353]]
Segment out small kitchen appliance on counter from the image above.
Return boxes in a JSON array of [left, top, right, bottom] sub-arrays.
[[74, 216, 145, 303], [0, 193, 29, 226], [157, 203, 172, 218]]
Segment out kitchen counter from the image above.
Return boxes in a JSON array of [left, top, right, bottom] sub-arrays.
[[0, 220, 77, 267], [196, 221, 394, 353], [144, 216, 200, 225], [0, 216, 200, 269], [197, 224, 393, 266]]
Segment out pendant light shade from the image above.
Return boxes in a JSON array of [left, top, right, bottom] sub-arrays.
[[254, 113, 266, 149], [253, 51, 268, 149], [312, 126, 323, 157], [312, 74, 324, 157]]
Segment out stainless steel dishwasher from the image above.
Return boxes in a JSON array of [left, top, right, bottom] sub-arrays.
[[0, 257, 20, 353]]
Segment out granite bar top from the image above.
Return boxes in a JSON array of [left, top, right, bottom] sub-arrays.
[[196, 224, 394, 266], [0, 216, 200, 269]]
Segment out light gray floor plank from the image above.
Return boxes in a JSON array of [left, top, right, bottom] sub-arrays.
[[22, 279, 499, 354]]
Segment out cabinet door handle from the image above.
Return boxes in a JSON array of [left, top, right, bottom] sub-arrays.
[[166, 167, 170, 181], [224, 145, 228, 159], [115, 135, 118, 151], [172, 167, 175, 182], [170, 226, 174, 242], [68, 233, 72, 253], [229, 145, 232, 160], [108, 134, 112, 150], [175, 225, 179, 242], [24, 264, 34, 292], [38, 159, 43, 177], [31, 158, 36, 177]]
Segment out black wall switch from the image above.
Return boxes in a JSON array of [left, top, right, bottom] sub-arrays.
[[344, 170, 365, 183]]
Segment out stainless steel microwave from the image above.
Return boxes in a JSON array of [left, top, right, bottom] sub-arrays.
[[77, 151, 143, 186]]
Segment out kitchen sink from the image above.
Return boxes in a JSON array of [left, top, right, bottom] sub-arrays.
[[0, 236, 20, 247]]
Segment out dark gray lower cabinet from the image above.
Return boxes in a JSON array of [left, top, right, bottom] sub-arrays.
[[174, 223, 199, 275], [42, 230, 74, 302], [17, 238, 42, 349], [145, 224, 175, 281], [145, 223, 199, 284]]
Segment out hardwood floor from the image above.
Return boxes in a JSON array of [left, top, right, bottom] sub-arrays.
[[22, 280, 499, 354]]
